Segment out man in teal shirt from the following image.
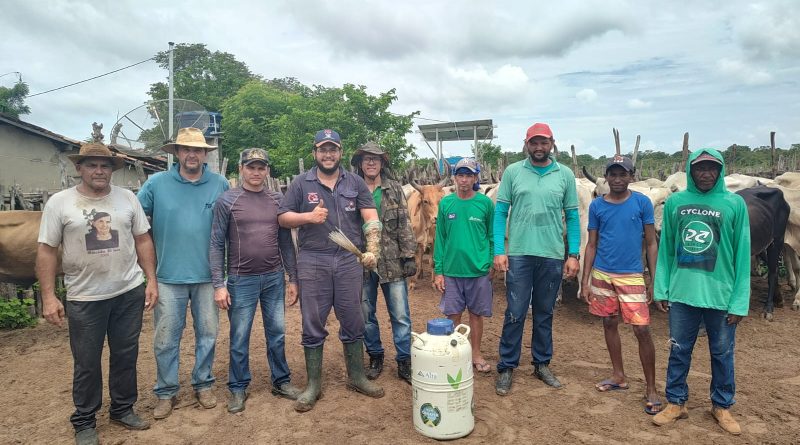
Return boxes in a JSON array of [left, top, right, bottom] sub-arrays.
[[652, 149, 749, 435], [137, 127, 229, 419], [494, 122, 580, 395]]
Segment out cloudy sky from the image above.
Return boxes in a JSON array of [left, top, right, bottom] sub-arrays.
[[2, 0, 799, 159]]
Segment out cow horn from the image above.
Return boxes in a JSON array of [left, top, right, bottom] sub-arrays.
[[409, 169, 424, 194], [582, 165, 598, 184], [437, 159, 451, 187]]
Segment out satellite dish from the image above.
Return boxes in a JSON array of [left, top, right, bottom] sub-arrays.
[[110, 99, 209, 155]]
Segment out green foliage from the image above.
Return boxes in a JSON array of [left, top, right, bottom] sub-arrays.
[[474, 142, 503, 169], [0, 81, 31, 118], [0, 298, 37, 329]]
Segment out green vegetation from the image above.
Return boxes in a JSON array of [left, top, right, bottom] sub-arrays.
[[0, 81, 31, 118], [0, 298, 37, 329]]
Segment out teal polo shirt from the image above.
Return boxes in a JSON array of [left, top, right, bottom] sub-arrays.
[[496, 157, 578, 260]]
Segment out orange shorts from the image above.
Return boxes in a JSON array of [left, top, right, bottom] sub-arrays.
[[588, 268, 650, 325]]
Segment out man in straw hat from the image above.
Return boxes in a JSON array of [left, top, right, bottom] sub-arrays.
[[210, 148, 301, 413], [36, 142, 158, 445], [351, 141, 416, 384], [137, 127, 229, 419], [278, 129, 384, 412]]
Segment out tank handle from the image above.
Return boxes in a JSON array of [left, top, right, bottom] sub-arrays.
[[455, 324, 471, 339], [411, 332, 425, 346]]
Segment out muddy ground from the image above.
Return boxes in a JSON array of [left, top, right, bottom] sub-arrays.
[[1, 273, 799, 444]]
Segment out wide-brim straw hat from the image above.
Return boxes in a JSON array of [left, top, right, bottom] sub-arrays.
[[67, 142, 125, 171], [161, 127, 217, 155]]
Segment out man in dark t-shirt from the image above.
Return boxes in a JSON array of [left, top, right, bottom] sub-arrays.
[[210, 148, 300, 413]]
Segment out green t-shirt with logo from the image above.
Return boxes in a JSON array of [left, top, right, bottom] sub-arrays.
[[496, 158, 578, 259], [433, 193, 494, 277], [372, 187, 382, 215]]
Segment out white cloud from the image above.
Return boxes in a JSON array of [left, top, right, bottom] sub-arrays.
[[717, 58, 773, 85], [576, 88, 598, 103], [627, 98, 652, 109], [731, 1, 800, 61]]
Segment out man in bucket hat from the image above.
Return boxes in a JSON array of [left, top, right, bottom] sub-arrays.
[[351, 141, 416, 383], [278, 129, 385, 412], [137, 127, 229, 419], [210, 148, 301, 413], [37, 142, 158, 445]]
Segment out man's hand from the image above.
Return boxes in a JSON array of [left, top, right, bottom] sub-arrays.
[[727, 314, 743, 325], [214, 287, 231, 310], [646, 286, 654, 305], [580, 284, 593, 305], [563, 257, 579, 278], [402, 258, 417, 278], [655, 301, 669, 313], [286, 283, 298, 306], [307, 199, 328, 224], [494, 255, 508, 272], [144, 280, 158, 311], [433, 274, 445, 294], [360, 252, 377, 270], [42, 294, 65, 327]]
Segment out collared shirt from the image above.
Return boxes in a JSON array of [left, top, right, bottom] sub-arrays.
[[279, 167, 375, 254]]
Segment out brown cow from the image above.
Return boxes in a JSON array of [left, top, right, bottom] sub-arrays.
[[406, 164, 450, 290], [0, 210, 61, 286]]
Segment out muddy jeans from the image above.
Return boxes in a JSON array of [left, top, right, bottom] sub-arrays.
[[68, 284, 145, 432], [665, 302, 738, 408]]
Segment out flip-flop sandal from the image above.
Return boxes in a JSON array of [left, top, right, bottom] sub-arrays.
[[473, 362, 492, 373], [595, 379, 629, 392], [644, 399, 664, 415]]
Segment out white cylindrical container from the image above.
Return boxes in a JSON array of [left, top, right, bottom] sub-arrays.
[[411, 318, 474, 440]]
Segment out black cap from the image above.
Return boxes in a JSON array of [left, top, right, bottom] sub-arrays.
[[605, 155, 635, 173]]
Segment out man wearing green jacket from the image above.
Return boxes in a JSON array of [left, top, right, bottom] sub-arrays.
[[652, 149, 750, 435]]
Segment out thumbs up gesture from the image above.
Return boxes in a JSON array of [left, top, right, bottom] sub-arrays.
[[308, 198, 328, 224]]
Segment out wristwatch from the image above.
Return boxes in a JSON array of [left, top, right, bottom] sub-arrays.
[[568, 253, 580, 260]]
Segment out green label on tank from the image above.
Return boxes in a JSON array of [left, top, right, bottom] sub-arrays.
[[420, 403, 442, 427], [447, 368, 463, 389]]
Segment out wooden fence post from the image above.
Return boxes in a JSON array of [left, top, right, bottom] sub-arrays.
[[771, 131, 777, 179]]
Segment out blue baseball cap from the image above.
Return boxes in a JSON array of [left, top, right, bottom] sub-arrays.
[[314, 129, 342, 148]]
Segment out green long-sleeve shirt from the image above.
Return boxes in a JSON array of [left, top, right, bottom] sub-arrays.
[[434, 193, 494, 277]]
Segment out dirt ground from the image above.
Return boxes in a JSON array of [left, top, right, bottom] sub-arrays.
[[1, 273, 799, 445]]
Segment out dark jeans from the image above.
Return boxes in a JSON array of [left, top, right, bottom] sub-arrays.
[[497, 255, 563, 371], [67, 284, 145, 432]]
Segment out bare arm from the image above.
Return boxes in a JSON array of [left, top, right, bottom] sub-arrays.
[[134, 232, 159, 310], [279, 199, 328, 228], [580, 230, 598, 303], [360, 207, 378, 223], [35, 243, 64, 326], [643, 224, 658, 304]]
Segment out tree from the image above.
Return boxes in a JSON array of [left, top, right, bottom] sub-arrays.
[[474, 142, 502, 169], [148, 43, 257, 112], [0, 81, 30, 118]]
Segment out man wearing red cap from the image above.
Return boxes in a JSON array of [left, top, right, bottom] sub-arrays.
[[494, 123, 580, 395]]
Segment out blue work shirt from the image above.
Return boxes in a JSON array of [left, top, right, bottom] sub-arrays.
[[278, 167, 375, 254], [137, 164, 229, 284]]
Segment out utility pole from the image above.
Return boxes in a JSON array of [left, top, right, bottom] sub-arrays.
[[168, 42, 175, 169]]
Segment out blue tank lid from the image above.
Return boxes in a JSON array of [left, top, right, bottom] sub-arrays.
[[427, 318, 454, 335]]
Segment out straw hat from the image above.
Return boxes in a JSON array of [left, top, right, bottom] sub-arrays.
[[67, 142, 125, 171], [161, 127, 217, 155]]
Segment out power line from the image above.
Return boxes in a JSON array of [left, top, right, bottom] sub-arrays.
[[26, 57, 156, 98]]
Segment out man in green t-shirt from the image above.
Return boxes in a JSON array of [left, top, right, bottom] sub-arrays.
[[433, 158, 494, 373], [494, 122, 581, 395]]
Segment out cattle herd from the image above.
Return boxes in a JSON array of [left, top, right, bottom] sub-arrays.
[[2, 168, 800, 320]]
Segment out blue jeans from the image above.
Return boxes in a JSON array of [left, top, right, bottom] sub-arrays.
[[361, 271, 412, 362], [665, 302, 738, 408], [227, 271, 291, 392], [153, 282, 218, 398], [497, 255, 563, 371]]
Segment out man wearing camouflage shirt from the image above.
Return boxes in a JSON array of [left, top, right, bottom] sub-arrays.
[[351, 142, 417, 383]]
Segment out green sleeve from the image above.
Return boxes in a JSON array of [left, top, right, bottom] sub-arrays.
[[433, 200, 447, 275], [487, 198, 494, 258], [654, 199, 675, 301], [729, 198, 752, 315]]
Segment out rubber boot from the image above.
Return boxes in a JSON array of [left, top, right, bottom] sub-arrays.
[[343, 341, 385, 398], [294, 346, 324, 413]]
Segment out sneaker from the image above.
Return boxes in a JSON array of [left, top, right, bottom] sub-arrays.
[[110, 411, 150, 430], [397, 359, 412, 384], [227, 391, 248, 413], [711, 406, 741, 435], [271, 382, 302, 400], [153, 397, 176, 420], [74, 428, 99, 445], [196, 389, 217, 409], [365, 354, 384, 380], [652, 403, 689, 426], [533, 364, 562, 388], [495, 369, 513, 396]]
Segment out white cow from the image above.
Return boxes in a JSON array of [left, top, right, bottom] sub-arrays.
[[768, 172, 800, 311]]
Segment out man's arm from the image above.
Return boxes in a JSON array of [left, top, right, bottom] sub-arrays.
[[209, 194, 231, 290], [492, 200, 510, 272], [134, 232, 158, 310], [279, 200, 327, 228], [654, 199, 675, 312], [728, 198, 752, 320], [580, 230, 598, 304], [643, 224, 658, 304], [35, 243, 64, 326]]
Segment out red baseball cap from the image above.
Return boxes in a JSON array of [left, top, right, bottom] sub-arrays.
[[526, 123, 553, 141]]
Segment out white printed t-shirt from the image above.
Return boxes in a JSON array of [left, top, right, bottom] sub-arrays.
[[38, 185, 150, 301]]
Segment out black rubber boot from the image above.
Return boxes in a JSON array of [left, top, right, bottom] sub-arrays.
[[365, 354, 384, 380], [397, 359, 412, 384], [343, 341, 385, 398], [294, 346, 324, 413]]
